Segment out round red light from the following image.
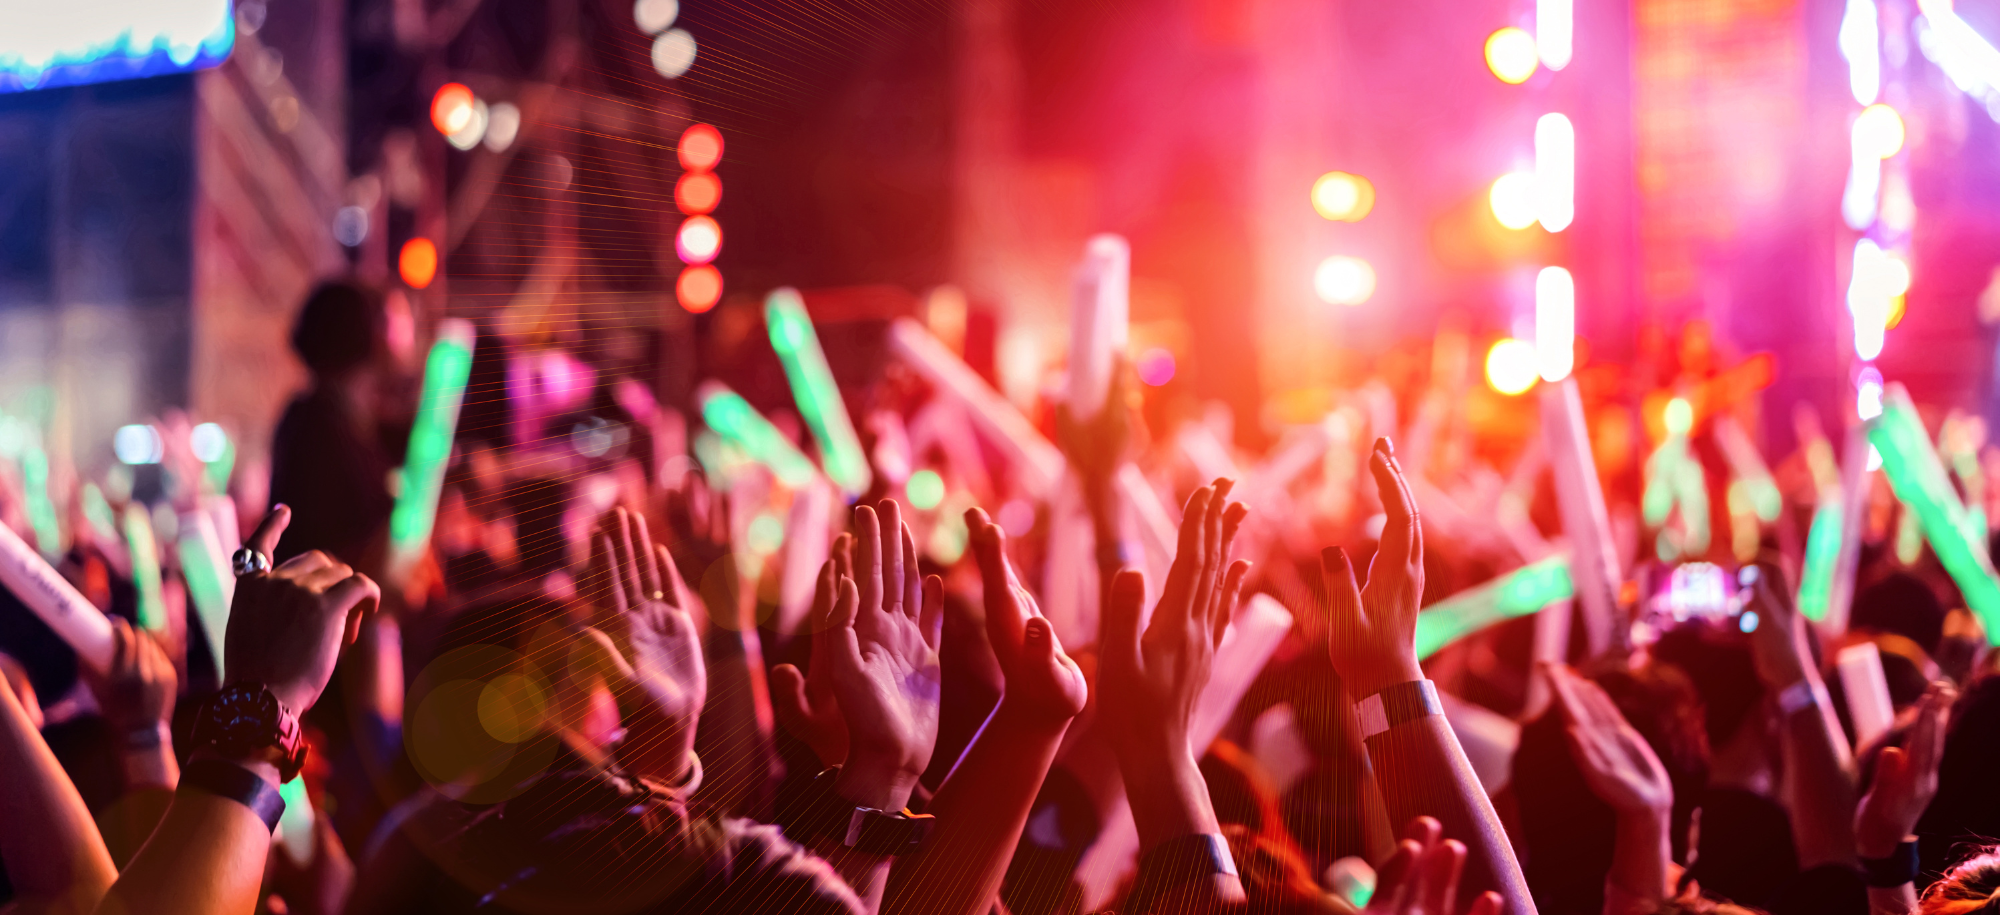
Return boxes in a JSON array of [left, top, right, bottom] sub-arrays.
[[399, 238, 438, 289], [675, 171, 721, 214], [430, 83, 475, 137], [678, 123, 723, 171], [677, 265, 722, 313], [676, 216, 721, 264]]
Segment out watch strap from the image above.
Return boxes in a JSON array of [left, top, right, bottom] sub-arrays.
[[781, 766, 933, 856], [1859, 839, 1919, 887], [180, 758, 287, 832], [844, 806, 936, 856], [1125, 834, 1239, 912], [1358, 679, 1442, 740]]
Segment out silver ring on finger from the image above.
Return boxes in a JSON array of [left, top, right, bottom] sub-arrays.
[[231, 548, 273, 577]]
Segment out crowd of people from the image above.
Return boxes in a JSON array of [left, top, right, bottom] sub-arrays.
[[2, 277, 1999, 915]]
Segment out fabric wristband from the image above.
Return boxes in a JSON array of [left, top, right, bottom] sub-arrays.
[[179, 758, 287, 832], [1777, 679, 1822, 717], [1358, 679, 1443, 740], [1125, 833, 1239, 912], [1860, 839, 1919, 887]]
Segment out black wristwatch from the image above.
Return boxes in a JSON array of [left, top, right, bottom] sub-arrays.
[[786, 765, 935, 856], [190, 683, 310, 783]]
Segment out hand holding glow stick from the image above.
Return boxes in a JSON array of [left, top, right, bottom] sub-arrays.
[[1067, 234, 1130, 422]]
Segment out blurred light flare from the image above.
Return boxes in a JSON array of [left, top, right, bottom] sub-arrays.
[[1848, 240, 1908, 360], [1534, 267, 1575, 382], [906, 469, 945, 510], [1854, 104, 1906, 159], [1665, 398, 1694, 435], [400, 238, 439, 289], [484, 102, 520, 152], [114, 424, 163, 465], [1858, 367, 1885, 420], [1137, 347, 1176, 386], [676, 215, 721, 264], [1538, 0, 1573, 70], [633, 0, 679, 34], [675, 171, 721, 214], [1916, 0, 2000, 120], [652, 28, 697, 79], [1486, 28, 1539, 84], [0, 0, 235, 93], [1840, 0, 1882, 104], [189, 423, 227, 463], [677, 265, 722, 313], [1535, 113, 1575, 232], [1311, 172, 1374, 222], [1485, 339, 1540, 395], [1489, 172, 1538, 230], [445, 99, 488, 150], [1314, 256, 1376, 306], [679, 124, 723, 171], [431, 83, 475, 136]]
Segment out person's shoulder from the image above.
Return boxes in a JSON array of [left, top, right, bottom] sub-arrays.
[[698, 814, 866, 915]]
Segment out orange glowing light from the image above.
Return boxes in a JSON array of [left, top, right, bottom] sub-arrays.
[[1485, 28, 1539, 84], [676, 216, 721, 264], [399, 238, 438, 289], [675, 171, 721, 214], [678, 265, 722, 313], [679, 124, 723, 172], [430, 83, 476, 137]]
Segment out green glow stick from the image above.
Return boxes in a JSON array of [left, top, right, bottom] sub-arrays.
[[1867, 384, 2000, 643], [764, 288, 871, 496], [204, 437, 236, 496], [1643, 435, 1686, 527], [178, 515, 230, 667], [276, 776, 315, 865], [697, 382, 818, 488], [1415, 555, 1574, 659], [1797, 503, 1842, 622], [388, 320, 476, 576], [123, 504, 167, 632], [22, 446, 60, 559], [1714, 416, 1782, 523]]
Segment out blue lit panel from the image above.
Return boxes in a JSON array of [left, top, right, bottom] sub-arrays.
[[0, 1, 234, 94]]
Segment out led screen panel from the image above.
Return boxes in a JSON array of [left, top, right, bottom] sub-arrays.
[[0, 1, 233, 94]]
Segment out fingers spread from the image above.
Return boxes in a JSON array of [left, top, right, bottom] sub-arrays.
[[901, 522, 924, 621], [920, 574, 944, 649], [771, 664, 813, 733], [592, 534, 629, 618], [632, 512, 665, 599], [1369, 446, 1419, 572], [245, 504, 291, 560], [853, 505, 883, 615], [968, 509, 1025, 660], [876, 500, 906, 616], [1213, 559, 1252, 647], [1100, 568, 1148, 668]]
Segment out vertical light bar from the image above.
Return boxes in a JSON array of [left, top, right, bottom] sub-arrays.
[[123, 504, 167, 632], [1415, 555, 1574, 658], [1839, 0, 1882, 104], [1537, 0, 1573, 70], [1535, 266, 1575, 382], [695, 381, 820, 488], [388, 319, 476, 576], [1535, 113, 1575, 232], [766, 287, 872, 496], [22, 445, 60, 559], [1867, 383, 2000, 643]]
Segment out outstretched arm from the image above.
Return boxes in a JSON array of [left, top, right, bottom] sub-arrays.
[[1745, 561, 1858, 871], [0, 651, 116, 915], [882, 509, 1088, 915], [1322, 440, 1533, 914]]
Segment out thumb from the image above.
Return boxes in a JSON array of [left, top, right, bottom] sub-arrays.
[[1873, 745, 1910, 793], [569, 627, 635, 691], [1100, 568, 1147, 667], [771, 663, 813, 734]]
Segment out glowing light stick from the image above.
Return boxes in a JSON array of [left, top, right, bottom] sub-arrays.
[[22, 446, 60, 559], [178, 510, 233, 667], [123, 504, 167, 632], [1540, 378, 1620, 652], [1067, 234, 1130, 421], [389, 320, 476, 578], [696, 382, 819, 488], [888, 319, 1065, 497], [1415, 554, 1573, 659], [0, 516, 114, 672], [1825, 425, 1874, 633], [1714, 416, 1782, 523], [1867, 384, 2000, 642], [765, 288, 871, 497], [1797, 502, 1844, 622], [1836, 642, 1895, 748], [776, 477, 833, 636], [276, 776, 316, 865]]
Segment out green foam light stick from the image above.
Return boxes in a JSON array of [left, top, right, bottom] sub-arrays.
[[123, 504, 167, 632], [23, 446, 60, 559], [1415, 555, 1574, 659], [1797, 502, 1843, 622], [697, 382, 819, 488], [1867, 384, 2000, 643], [765, 288, 871, 497], [178, 510, 231, 667], [388, 320, 476, 578]]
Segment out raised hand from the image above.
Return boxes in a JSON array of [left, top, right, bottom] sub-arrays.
[[965, 508, 1086, 721], [226, 505, 380, 715], [828, 500, 943, 810], [772, 534, 855, 767], [1365, 817, 1505, 915], [1547, 664, 1673, 816], [574, 506, 706, 784], [1322, 439, 1427, 699], [1855, 681, 1954, 858], [87, 619, 177, 739]]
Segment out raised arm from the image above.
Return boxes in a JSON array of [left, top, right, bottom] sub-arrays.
[[1853, 682, 1952, 915], [882, 507, 1088, 915], [1744, 561, 1858, 871], [83, 618, 181, 866], [1545, 664, 1674, 915], [0, 645, 116, 915], [1322, 439, 1533, 914], [1097, 479, 1252, 914], [97, 504, 379, 915]]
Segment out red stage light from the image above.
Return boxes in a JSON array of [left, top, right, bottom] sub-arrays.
[[678, 123, 723, 171], [430, 83, 476, 136], [678, 265, 722, 313], [399, 238, 438, 289], [676, 215, 721, 264], [1137, 347, 1176, 386], [675, 171, 721, 214]]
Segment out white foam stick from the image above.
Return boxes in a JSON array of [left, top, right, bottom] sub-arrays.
[[1039, 483, 1096, 647], [1116, 464, 1178, 581], [1836, 642, 1896, 749], [0, 518, 114, 672], [776, 477, 833, 637], [1075, 594, 1294, 908], [1176, 423, 1242, 484], [1241, 422, 1332, 507], [1067, 234, 1130, 422], [888, 319, 1064, 498], [1826, 424, 1874, 634], [1539, 377, 1621, 654]]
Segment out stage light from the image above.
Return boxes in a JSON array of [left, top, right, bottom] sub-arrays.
[[1535, 113, 1575, 232], [1848, 240, 1908, 360], [1839, 0, 1882, 104], [676, 171, 721, 214], [1137, 347, 1176, 386], [652, 28, 697, 79], [906, 469, 945, 510], [1535, 266, 1575, 382], [1858, 367, 1884, 420], [1665, 397, 1693, 435], [114, 425, 163, 465], [1489, 172, 1538, 230], [676, 215, 721, 264], [431, 83, 475, 136], [400, 238, 438, 289], [1485, 339, 1539, 395], [1485, 28, 1539, 84], [1314, 256, 1376, 306], [1538, 0, 1572, 69], [485, 102, 520, 152], [333, 206, 368, 247], [444, 99, 488, 151], [1916, 0, 2000, 118], [677, 265, 722, 313], [1854, 104, 1905, 159], [189, 423, 228, 463], [1843, 151, 1882, 229], [633, 0, 678, 34], [1311, 171, 1374, 222], [679, 123, 723, 172]]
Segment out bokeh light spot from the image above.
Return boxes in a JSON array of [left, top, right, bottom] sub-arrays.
[[679, 123, 723, 171], [675, 171, 721, 214], [1485, 27, 1539, 84], [906, 469, 945, 510], [430, 82, 474, 136], [747, 512, 785, 555], [1314, 256, 1377, 306], [1484, 339, 1539, 396], [1664, 397, 1694, 435], [651, 28, 697, 78], [676, 215, 721, 264], [1853, 103, 1905, 160], [399, 238, 438, 289], [677, 265, 723, 313], [1489, 172, 1538, 230], [633, 0, 679, 34], [1137, 347, 1176, 386], [1311, 171, 1375, 222]]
